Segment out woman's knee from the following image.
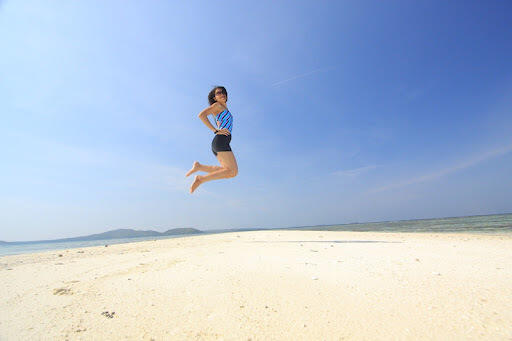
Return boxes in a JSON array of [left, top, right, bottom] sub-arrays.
[[227, 167, 238, 178]]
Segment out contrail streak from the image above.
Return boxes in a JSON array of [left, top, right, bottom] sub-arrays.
[[271, 67, 334, 87]]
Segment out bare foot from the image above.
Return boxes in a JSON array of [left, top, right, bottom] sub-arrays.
[[186, 161, 200, 177], [190, 175, 203, 194]]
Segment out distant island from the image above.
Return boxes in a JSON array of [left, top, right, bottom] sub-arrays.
[[3, 212, 510, 245], [1, 228, 203, 244]]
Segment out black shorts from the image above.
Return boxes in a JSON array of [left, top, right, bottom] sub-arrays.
[[211, 134, 232, 156]]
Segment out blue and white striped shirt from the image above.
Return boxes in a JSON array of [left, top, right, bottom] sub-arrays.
[[215, 109, 233, 133]]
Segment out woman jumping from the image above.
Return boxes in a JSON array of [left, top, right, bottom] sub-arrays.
[[186, 86, 238, 193]]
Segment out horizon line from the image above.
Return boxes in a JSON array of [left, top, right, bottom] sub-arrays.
[[2, 211, 510, 244]]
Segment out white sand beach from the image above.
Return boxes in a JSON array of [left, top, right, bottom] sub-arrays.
[[1, 230, 511, 340]]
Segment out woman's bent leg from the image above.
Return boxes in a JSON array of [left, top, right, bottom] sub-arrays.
[[203, 151, 238, 181], [186, 161, 223, 177], [189, 152, 238, 193], [198, 163, 223, 173]]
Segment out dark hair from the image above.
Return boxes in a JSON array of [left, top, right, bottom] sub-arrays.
[[208, 86, 228, 105]]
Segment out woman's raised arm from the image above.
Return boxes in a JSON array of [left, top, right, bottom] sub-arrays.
[[198, 102, 223, 133]]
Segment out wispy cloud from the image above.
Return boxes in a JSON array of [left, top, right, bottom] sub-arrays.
[[271, 67, 335, 87], [333, 165, 378, 177], [9, 131, 195, 193], [144, 165, 189, 193], [370, 143, 512, 193]]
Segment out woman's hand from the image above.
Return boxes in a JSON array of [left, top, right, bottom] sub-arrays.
[[216, 128, 231, 136]]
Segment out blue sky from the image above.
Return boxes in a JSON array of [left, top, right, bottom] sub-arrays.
[[1, 1, 511, 241]]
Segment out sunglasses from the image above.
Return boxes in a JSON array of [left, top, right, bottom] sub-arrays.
[[215, 90, 226, 95]]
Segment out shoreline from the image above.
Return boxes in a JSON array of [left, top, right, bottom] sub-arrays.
[[2, 228, 511, 258], [1, 230, 511, 340]]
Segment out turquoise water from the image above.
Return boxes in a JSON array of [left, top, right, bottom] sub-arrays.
[[290, 213, 512, 233], [0, 234, 204, 257], [1, 214, 511, 257]]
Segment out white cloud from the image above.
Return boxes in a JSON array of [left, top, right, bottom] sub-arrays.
[[370, 143, 512, 193]]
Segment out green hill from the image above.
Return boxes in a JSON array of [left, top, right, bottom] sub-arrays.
[[31, 228, 203, 243]]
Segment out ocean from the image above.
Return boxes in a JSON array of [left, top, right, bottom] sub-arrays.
[[292, 213, 512, 233], [0, 234, 203, 257], [1, 213, 511, 257]]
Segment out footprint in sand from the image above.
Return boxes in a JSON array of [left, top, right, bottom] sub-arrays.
[[53, 288, 73, 295], [101, 311, 115, 318]]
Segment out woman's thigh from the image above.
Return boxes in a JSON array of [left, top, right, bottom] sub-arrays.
[[216, 151, 238, 174]]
